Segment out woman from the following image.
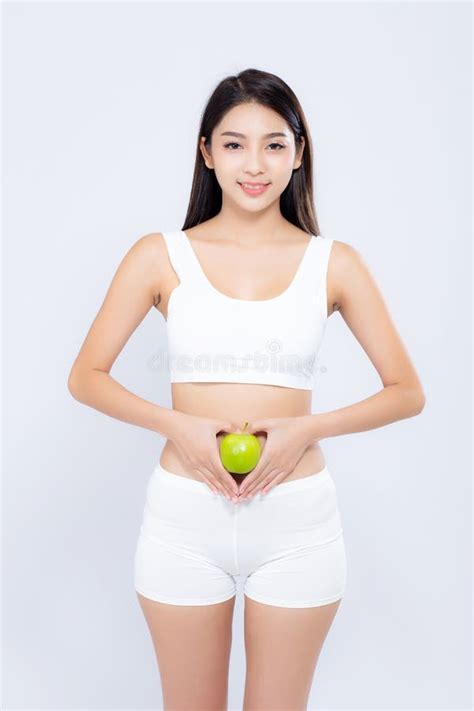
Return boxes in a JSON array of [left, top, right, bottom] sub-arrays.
[[68, 68, 425, 710]]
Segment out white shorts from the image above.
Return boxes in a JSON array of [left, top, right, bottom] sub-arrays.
[[133, 462, 347, 608]]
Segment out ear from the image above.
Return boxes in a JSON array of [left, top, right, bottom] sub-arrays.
[[199, 136, 214, 170], [294, 135, 305, 168]]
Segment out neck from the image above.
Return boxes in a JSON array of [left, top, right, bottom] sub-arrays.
[[209, 210, 291, 247]]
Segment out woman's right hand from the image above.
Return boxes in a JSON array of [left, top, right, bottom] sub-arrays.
[[165, 411, 240, 500]]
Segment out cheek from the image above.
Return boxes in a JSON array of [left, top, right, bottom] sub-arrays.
[[281, 156, 298, 175], [267, 154, 297, 181], [213, 162, 239, 185]]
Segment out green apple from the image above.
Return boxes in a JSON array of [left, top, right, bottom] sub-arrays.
[[219, 421, 261, 474]]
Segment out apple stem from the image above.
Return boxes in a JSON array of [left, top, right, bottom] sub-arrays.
[[243, 421, 249, 433]]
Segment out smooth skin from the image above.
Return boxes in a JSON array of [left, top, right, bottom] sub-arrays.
[[136, 593, 237, 710], [69, 102, 425, 709], [137, 591, 340, 711]]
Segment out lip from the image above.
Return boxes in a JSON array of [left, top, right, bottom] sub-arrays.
[[238, 181, 271, 196]]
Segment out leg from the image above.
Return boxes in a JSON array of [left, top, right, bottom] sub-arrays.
[[239, 471, 347, 709], [243, 595, 341, 710], [137, 591, 236, 710], [134, 465, 240, 708]]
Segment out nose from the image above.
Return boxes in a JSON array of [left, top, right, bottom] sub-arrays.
[[243, 149, 267, 176]]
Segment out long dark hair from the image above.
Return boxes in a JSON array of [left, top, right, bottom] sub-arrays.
[[182, 68, 321, 236]]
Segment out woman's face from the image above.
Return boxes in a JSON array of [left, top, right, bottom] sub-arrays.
[[200, 102, 304, 213]]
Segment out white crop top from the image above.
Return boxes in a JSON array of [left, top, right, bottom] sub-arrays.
[[161, 229, 334, 391]]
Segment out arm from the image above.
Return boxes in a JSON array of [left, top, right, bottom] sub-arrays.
[[307, 241, 426, 441], [67, 233, 179, 439]]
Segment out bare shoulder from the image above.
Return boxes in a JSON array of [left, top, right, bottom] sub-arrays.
[[327, 239, 367, 313], [132, 231, 167, 262], [129, 231, 170, 303], [329, 238, 363, 272]]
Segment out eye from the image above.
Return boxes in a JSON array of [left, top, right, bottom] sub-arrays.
[[223, 142, 286, 151]]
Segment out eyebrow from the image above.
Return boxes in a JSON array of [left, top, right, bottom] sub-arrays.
[[219, 131, 289, 139]]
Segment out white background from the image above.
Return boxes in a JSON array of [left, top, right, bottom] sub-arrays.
[[3, 1, 472, 709]]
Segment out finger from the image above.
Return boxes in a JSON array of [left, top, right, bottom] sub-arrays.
[[244, 468, 281, 497], [247, 419, 268, 435], [216, 460, 240, 494], [238, 460, 270, 495], [225, 475, 240, 497], [194, 468, 219, 495], [217, 420, 236, 435], [200, 459, 237, 501], [212, 457, 240, 497], [218, 476, 239, 499], [260, 470, 288, 495], [255, 470, 287, 496], [196, 464, 229, 498], [237, 465, 263, 495]]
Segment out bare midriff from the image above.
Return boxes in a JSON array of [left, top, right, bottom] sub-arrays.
[[155, 225, 333, 485], [159, 382, 326, 485]]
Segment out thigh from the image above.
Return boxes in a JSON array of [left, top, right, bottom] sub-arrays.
[[137, 592, 236, 710], [134, 463, 239, 708], [243, 595, 341, 710], [239, 468, 347, 708]]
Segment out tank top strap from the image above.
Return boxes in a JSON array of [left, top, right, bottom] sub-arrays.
[[160, 230, 205, 289], [296, 234, 334, 302], [315, 234, 334, 275]]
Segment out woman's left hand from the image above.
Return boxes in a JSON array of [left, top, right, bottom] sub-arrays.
[[237, 415, 316, 498]]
